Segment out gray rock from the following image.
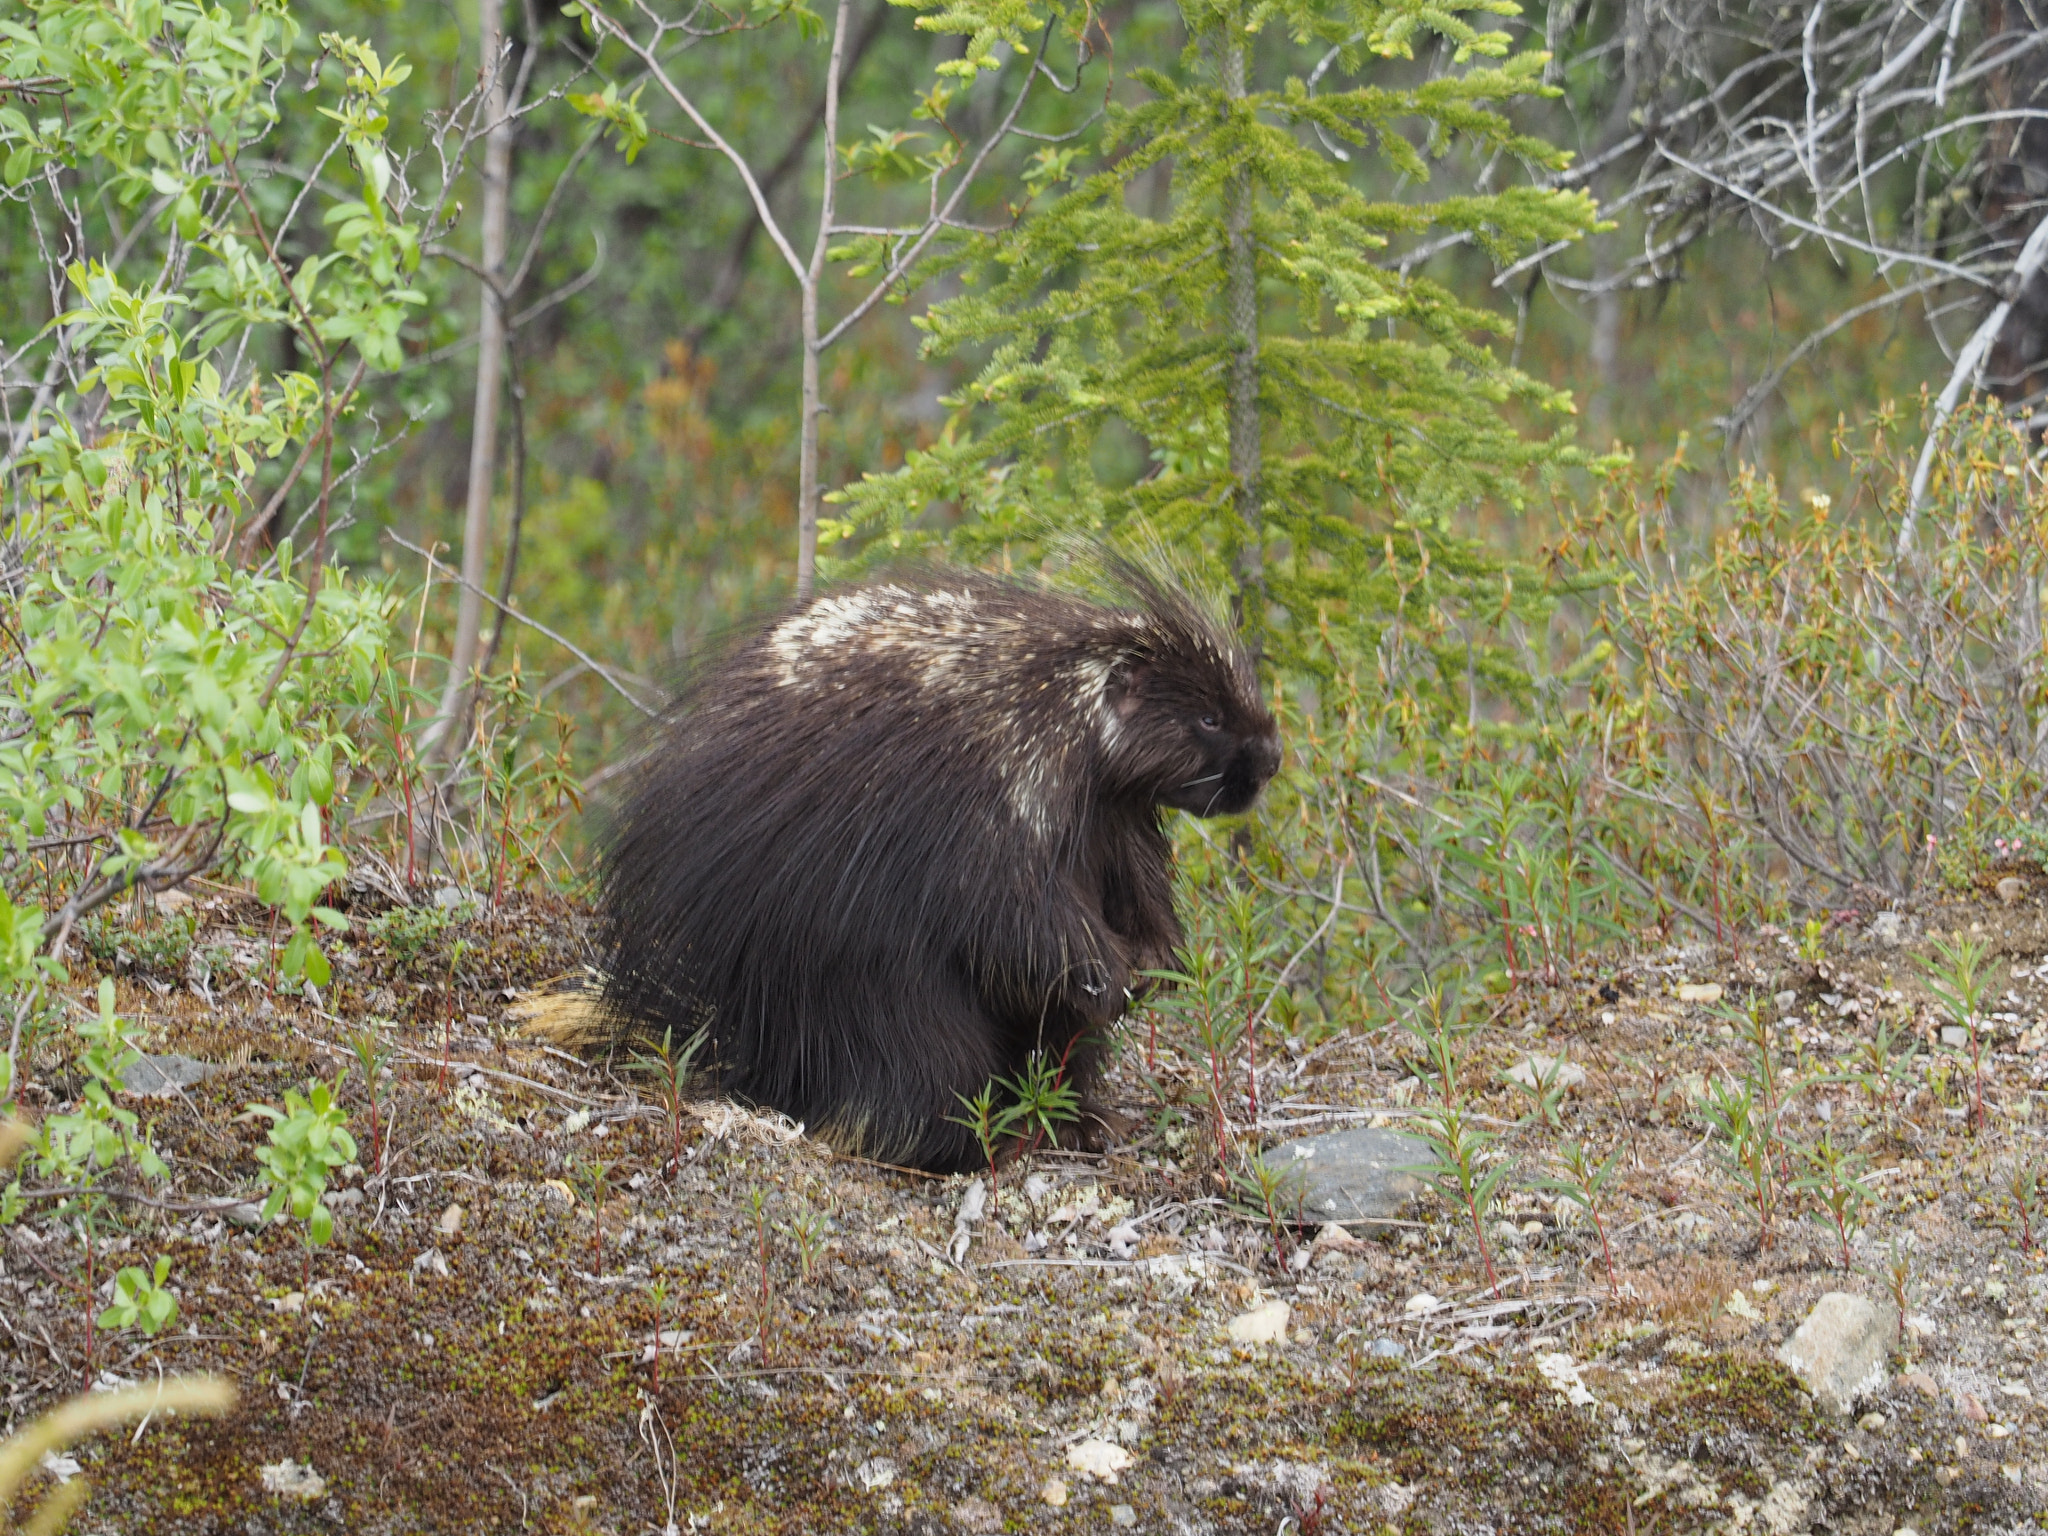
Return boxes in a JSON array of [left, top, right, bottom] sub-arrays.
[[1773, 990, 1799, 1015], [1368, 1337, 1406, 1360], [1254, 1127, 1431, 1225], [222, 1201, 268, 1229], [1866, 911, 1908, 947], [119, 1053, 218, 1097], [1776, 1292, 1898, 1414], [1940, 1025, 1970, 1049]]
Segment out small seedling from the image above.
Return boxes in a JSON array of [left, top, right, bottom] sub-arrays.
[[648, 1278, 670, 1387], [1701, 1075, 1777, 1252], [1228, 1153, 1296, 1272], [1399, 981, 1472, 1106], [1790, 1130, 1873, 1270], [1531, 1140, 1622, 1295], [1919, 934, 1992, 1133], [950, 1082, 1012, 1206], [1144, 946, 1244, 1167], [790, 1206, 828, 1282], [1409, 1107, 1511, 1294], [749, 1187, 775, 1363], [575, 1158, 612, 1275], [996, 1050, 1082, 1156], [1836, 1014, 1919, 1132], [1881, 1234, 1917, 1357], [1506, 1055, 1569, 1129], [438, 938, 470, 1093], [631, 1024, 708, 1177], [98, 1256, 179, 1340], [2005, 1156, 2043, 1252], [1797, 917, 1827, 967], [245, 1075, 358, 1292], [345, 1027, 396, 1174]]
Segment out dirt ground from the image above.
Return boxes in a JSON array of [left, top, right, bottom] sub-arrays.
[[4, 881, 2048, 1535]]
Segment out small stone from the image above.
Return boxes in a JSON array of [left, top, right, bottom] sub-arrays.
[[1066, 1438, 1134, 1483], [120, 1053, 220, 1097], [411, 1247, 451, 1278], [1867, 911, 1908, 947], [1404, 1292, 1441, 1316], [854, 1457, 897, 1491], [1227, 1301, 1289, 1346], [1902, 1370, 1939, 1398], [1776, 1292, 1897, 1414], [1857, 1412, 1886, 1432], [1039, 1478, 1069, 1508], [1252, 1127, 1430, 1224], [431, 884, 477, 910], [260, 1460, 328, 1499], [437, 1203, 465, 1237], [1773, 990, 1799, 1014], [1941, 1025, 1970, 1048], [1368, 1337, 1405, 1360], [1505, 1053, 1587, 1091], [1954, 1390, 1987, 1423], [1756, 1479, 1812, 1533], [951, 1495, 1002, 1533], [1109, 1505, 1137, 1528], [223, 1201, 268, 1229], [1725, 1290, 1762, 1321], [1676, 982, 1724, 1004], [1997, 876, 2027, 906]]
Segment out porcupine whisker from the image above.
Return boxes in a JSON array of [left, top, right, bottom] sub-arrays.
[[1179, 772, 1224, 788]]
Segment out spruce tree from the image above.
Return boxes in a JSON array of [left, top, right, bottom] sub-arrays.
[[828, 0, 1599, 690]]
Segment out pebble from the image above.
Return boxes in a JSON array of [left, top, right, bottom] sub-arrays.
[[1066, 1439, 1133, 1483], [1901, 1370, 1939, 1398], [1251, 1127, 1430, 1224], [1675, 982, 1723, 1004], [1867, 911, 1908, 946], [1109, 1506, 1137, 1528], [1039, 1478, 1069, 1508], [1776, 1293, 1897, 1414], [437, 1203, 465, 1237], [1368, 1338, 1406, 1360], [1997, 875, 2027, 906], [119, 1053, 219, 1097], [1857, 1412, 1886, 1433], [1227, 1301, 1289, 1346], [853, 1457, 897, 1491], [259, 1460, 327, 1499], [950, 1496, 1002, 1533], [1955, 1390, 1988, 1423]]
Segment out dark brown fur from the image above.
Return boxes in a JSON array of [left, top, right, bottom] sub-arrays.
[[596, 567, 1280, 1171]]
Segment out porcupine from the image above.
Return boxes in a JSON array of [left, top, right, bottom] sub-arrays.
[[593, 564, 1282, 1172]]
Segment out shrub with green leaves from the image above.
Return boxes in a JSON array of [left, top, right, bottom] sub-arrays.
[[0, 3, 419, 993], [246, 1075, 357, 1265]]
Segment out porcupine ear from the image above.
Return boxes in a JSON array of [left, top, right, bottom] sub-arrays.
[[1104, 652, 1151, 721]]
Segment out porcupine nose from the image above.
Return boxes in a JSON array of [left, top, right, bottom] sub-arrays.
[[1250, 730, 1282, 786]]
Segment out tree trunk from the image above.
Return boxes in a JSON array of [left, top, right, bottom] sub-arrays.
[[1219, 30, 1263, 646], [1985, 0, 2048, 404], [796, 0, 853, 600], [428, 0, 514, 760]]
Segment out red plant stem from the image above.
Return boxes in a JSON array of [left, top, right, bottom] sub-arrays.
[[1970, 1027, 1986, 1133], [491, 766, 515, 909], [1467, 1193, 1498, 1295], [755, 1214, 773, 1365], [1593, 1212, 1617, 1294], [390, 702, 418, 887], [82, 1226, 95, 1390]]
